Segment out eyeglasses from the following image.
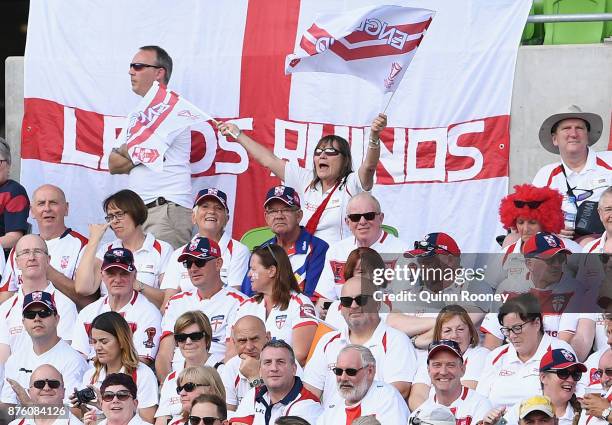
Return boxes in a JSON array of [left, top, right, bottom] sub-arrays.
[[596, 368, 612, 378], [339, 295, 370, 308], [546, 369, 582, 381], [130, 62, 163, 71], [183, 259, 209, 269], [23, 309, 55, 320], [189, 416, 221, 425], [104, 211, 126, 222], [500, 320, 534, 337], [102, 390, 132, 402], [332, 366, 366, 377], [265, 208, 297, 216], [16, 248, 48, 259], [176, 382, 209, 394], [346, 212, 380, 223], [32, 379, 61, 389], [513, 200, 544, 209], [314, 147, 342, 156], [413, 240, 452, 255], [174, 331, 206, 343]]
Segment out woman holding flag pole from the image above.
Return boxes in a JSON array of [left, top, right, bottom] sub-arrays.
[[218, 114, 386, 245]]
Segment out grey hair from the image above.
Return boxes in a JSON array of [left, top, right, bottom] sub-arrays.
[[0, 137, 12, 164], [347, 192, 382, 214], [339, 344, 376, 368], [139, 45, 173, 85], [599, 186, 612, 206]]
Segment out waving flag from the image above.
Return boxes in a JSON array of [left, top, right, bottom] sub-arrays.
[[285, 5, 434, 93]]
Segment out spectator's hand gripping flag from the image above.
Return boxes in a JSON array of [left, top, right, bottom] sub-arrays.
[[285, 4, 434, 94]]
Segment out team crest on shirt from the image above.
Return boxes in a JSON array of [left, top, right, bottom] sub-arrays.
[[143, 327, 156, 348], [210, 315, 224, 331], [60, 256, 69, 270], [299, 304, 315, 319], [499, 369, 514, 376], [551, 294, 567, 312], [275, 315, 287, 329], [590, 368, 602, 385], [456, 417, 473, 425]]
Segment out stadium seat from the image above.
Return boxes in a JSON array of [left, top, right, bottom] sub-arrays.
[[543, 0, 605, 44], [381, 224, 399, 237], [240, 226, 274, 251]]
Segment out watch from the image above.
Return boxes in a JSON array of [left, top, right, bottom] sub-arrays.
[[249, 378, 263, 388], [136, 281, 145, 293], [600, 407, 612, 421]]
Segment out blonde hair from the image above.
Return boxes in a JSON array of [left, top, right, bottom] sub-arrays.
[[174, 311, 213, 351], [179, 366, 226, 419]]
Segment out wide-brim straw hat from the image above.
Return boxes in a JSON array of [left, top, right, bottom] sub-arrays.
[[538, 105, 603, 154]]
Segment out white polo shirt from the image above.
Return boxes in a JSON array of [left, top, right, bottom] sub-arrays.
[[316, 380, 409, 425], [0, 228, 88, 292], [71, 291, 161, 361], [0, 339, 88, 404], [160, 233, 250, 290], [413, 345, 490, 386], [162, 286, 245, 358], [284, 162, 366, 245], [579, 346, 609, 394], [577, 386, 612, 425], [0, 283, 78, 354], [82, 362, 158, 409], [475, 334, 575, 407], [230, 377, 322, 425], [100, 412, 152, 425], [412, 387, 492, 425], [304, 320, 417, 407], [96, 232, 173, 290], [9, 413, 84, 425], [504, 396, 575, 425], [316, 231, 410, 300], [231, 292, 317, 344]]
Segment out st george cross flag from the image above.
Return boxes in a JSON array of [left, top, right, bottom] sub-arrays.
[[120, 81, 210, 171], [285, 5, 434, 93]]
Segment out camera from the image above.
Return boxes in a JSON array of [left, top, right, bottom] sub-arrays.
[[74, 387, 96, 405]]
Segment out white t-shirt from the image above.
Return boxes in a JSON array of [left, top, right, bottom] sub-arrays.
[[231, 291, 317, 344], [96, 232, 173, 290], [9, 413, 84, 425], [1, 228, 88, 292], [411, 387, 492, 425], [100, 414, 151, 425], [316, 380, 409, 425], [304, 320, 417, 407], [0, 339, 88, 404], [475, 334, 575, 408], [413, 345, 490, 386], [160, 233, 250, 290], [284, 162, 365, 245], [71, 291, 161, 361], [316, 231, 410, 300]]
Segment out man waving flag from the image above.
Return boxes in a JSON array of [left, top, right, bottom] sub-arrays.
[[285, 4, 434, 93]]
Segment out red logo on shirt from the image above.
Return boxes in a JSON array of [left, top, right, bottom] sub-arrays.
[[60, 256, 69, 269], [143, 327, 156, 348]]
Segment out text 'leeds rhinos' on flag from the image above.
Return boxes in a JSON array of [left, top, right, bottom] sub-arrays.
[[285, 4, 434, 93], [118, 81, 209, 171]]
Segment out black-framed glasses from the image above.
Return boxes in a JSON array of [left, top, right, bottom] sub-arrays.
[[176, 382, 209, 394], [174, 331, 206, 343], [339, 295, 370, 308], [265, 207, 298, 216], [130, 62, 163, 71], [413, 240, 452, 255], [102, 390, 132, 402], [183, 259, 209, 269], [32, 379, 61, 389], [513, 200, 543, 209], [16, 248, 48, 258], [596, 368, 612, 378], [347, 212, 380, 223], [23, 309, 55, 320], [189, 416, 221, 425], [332, 366, 366, 377], [104, 211, 126, 222], [546, 369, 582, 381], [500, 320, 534, 337], [314, 147, 342, 156]]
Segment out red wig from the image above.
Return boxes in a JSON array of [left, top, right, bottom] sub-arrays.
[[499, 184, 564, 233]]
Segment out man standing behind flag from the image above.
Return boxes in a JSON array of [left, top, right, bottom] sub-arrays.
[[109, 46, 195, 249]]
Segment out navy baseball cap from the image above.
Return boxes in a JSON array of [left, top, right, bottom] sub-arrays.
[[177, 236, 221, 262], [23, 291, 57, 313], [427, 339, 463, 362], [406, 232, 461, 258], [264, 185, 301, 209], [539, 348, 586, 372], [102, 248, 136, 272], [523, 232, 571, 259], [194, 188, 229, 211]]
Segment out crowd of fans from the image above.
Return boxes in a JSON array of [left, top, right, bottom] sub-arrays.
[[0, 45, 611, 425]]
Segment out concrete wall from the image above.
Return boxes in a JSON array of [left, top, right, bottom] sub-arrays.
[[4, 43, 612, 186]]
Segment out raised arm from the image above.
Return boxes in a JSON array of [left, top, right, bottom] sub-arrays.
[[217, 122, 286, 180], [74, 223, 109, 296], [358, 113, 386, 191]]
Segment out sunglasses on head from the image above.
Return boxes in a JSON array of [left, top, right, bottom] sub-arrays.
[[332, 366, 366, 377], [189, 416, 220, 425], [314, 147, 342, 156], [129, 62, 163, 71], [176, 382, 209, 394], [32, 379, 61, 389], [23, 309, 54, 320], [183, 259, 209, 269], [513, 200, 543, 209], [546, 369, 582, 381], [174, 331, 206, 343], [102, 390, 132, 402], [347, 212, 379, 223], [596, 368, 612, 378], [339, 294, 370, 308], [413, 240, 452, 255]]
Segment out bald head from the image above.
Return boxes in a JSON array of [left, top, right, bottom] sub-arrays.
[[232, 315, 270, 358], [31, 364, 63, 386], [15, 234, 50, 282], [15, 234, 48, 254], [29, 364, 65, 405], [31, 184, 69, 238], [33, 184, 67, 204]]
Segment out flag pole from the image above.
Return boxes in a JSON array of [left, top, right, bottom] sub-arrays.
[[382, 90, 398, 114], [200, 111, 240, 139]]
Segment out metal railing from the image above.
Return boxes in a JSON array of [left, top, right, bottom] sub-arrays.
[[526, 13, 612, 23]]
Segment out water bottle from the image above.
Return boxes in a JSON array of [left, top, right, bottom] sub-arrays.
[[563, 195, 577, 230]]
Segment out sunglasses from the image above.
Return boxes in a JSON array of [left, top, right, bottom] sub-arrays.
[[413, 240, 452, 255], [176, 382, 209, 394], [596, 368, 612, 378], [174, 331, 206, 343], [23, 309, 55, 320], [254, 244, 278, 264], [332, 366, 366, 377], [189, 416, 220, 425], [183, 259, 209, 269], [347, 212, 379, 223], [513, 200, 543, 209], [546, 369, 582, 381], [339, 295, 370, 308], [314, 147, 342, 156], [129, 62, 164, 71], [32, 379, 61, 389], [102, 390, 132, 402]]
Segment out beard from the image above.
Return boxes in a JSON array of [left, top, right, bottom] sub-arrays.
[[337, 378, 370, 404]]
